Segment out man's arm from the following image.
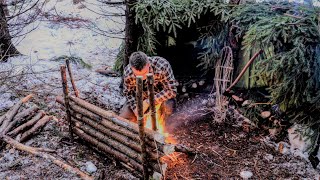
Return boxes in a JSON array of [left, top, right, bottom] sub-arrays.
[[154, 63, 177, 104]]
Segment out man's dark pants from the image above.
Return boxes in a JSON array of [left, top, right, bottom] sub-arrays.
[[119, 99, 175, 123]]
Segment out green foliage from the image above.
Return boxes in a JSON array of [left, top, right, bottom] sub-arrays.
[[113, 42, 125, 74], [134, 0, 227, 55], [134, 1, 320, 142], [51, 55, 92, 69]]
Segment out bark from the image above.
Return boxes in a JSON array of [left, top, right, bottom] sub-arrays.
[[1, 135, 93, 180], [68, 95, 166, 144], [73, 118, 144, 162], [0, 94, 33, 132], [3, 105, 40, 134], [0, 4, 20, 62], [73, 127, 164, 175], [60, 65, 74, 140], [71, 110, 142, 153], [147, 74, 157, 131], [73, 127, 144, 172], [56, 96, 194, 155], [8, 110, 45, 137], [136, 76, 149, 179], [20, 115, 51, 142], [124, 0, 139, 69], [66, 59, 80, 97]]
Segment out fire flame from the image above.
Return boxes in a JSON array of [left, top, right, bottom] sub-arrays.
[[144, 104, 177, 144]]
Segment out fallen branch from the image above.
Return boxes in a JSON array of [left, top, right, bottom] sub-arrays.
[[3, 105, 40, 134], [0, 94, 34, 132], [1, 135, 93, 180], [20, 115, 51, 142], [8, 110, 45, 137]]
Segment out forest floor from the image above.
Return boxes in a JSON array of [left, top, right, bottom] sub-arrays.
[[1, 0, 320, 179], [1, 94, 320, 179]]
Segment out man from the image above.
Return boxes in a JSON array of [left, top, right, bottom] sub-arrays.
[[119, 51, 177, 122]]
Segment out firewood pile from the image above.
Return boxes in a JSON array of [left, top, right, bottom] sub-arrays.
[[56, 95, 194, 179], [0, 95, 94, 180], [0, 94, 51, 142]]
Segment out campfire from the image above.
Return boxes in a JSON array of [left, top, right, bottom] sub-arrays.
[[144, 104, 177, 145]]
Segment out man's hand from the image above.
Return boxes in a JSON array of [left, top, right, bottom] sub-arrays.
[[134, 100, 150, 117]]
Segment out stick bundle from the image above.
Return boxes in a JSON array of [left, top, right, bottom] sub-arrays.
[[56, 95, 194, 178]]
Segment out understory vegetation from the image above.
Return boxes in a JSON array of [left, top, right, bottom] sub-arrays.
[[118, 0, 320, 151]]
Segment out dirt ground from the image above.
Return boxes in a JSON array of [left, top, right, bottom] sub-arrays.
[[1, 95, 319, 180], [164, 116, 319, 179]]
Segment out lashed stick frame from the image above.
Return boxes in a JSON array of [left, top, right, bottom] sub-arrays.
[[58, 68, 195, 179]]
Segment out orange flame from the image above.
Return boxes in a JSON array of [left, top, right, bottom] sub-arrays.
[[144, 104, 177, 144]]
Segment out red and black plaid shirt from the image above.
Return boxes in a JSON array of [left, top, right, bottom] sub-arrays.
[[123, 56, 177, 111]]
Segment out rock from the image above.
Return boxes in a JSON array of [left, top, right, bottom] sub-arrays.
[[199, 80, 205, 86], [240, 170, 253, 179], [261, 111, 271, 119], [191, 83, 197, 88], [264, 154, 274, 161], [242, 100, 252, 106], [85, 161, 97, 173], [269, 128, 278, 136]]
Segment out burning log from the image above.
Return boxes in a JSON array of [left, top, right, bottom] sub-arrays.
[[8, 111, 45, 137], [1, 135, 93, 180], [3, 105, 40, 135], [20, 115, 51, 142], [0, 94, 34, 132]]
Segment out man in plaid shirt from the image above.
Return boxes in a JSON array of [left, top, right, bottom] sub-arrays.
[[119, 51, 177, 122]]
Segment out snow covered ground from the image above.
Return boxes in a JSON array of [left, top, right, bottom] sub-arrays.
[[1, 0, 126, 112]]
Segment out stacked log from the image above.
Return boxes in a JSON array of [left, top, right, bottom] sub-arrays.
[[0, 94, 52, 142], [56, 95, 194, 179]]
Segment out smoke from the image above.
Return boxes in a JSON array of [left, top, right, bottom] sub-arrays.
[[166, 94, 215, 133]]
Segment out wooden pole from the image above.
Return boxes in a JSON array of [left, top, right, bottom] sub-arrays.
[[147, 74, 157, 131], [225, 49, 263, 92], [66, 59, 80, 97], [60, 65, 73, 141], [136, 76, 149, 179]]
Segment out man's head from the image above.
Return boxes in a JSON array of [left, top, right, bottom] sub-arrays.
[[129, 51, 150, 79]]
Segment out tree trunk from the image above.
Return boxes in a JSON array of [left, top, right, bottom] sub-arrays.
[[0, 4, 20, 62], [124, 0, 139, 69]]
